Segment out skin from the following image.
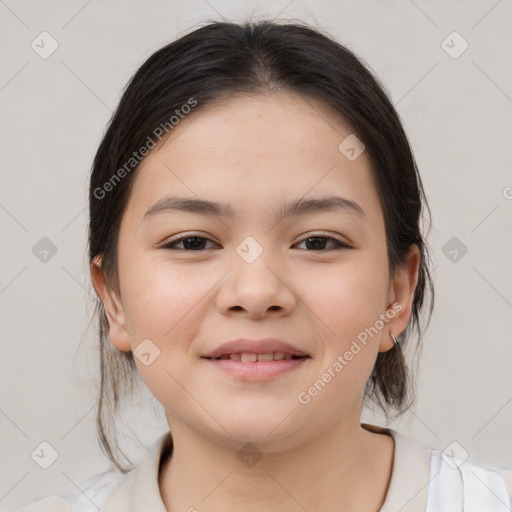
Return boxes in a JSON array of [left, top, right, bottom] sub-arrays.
[[91, 91, 420, 512]]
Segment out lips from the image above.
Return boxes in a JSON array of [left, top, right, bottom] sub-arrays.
[[209, 352, 305, 362], [201, 338, 310, 360]]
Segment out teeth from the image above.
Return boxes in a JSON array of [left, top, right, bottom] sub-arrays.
[[257, 353, 273, 362], [214, 352, 304, 362]]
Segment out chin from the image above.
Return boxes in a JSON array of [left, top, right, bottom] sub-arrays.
[[209, 410, 303, 448]]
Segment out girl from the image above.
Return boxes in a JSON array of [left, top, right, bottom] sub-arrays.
[[22, 19, 511, 512]]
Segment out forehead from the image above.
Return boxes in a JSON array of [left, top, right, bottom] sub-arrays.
[[123, 92, 382, 226]]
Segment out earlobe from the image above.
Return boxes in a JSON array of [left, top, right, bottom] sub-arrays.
[[90, 257, 132, 352], [379, 244, 421, 353]]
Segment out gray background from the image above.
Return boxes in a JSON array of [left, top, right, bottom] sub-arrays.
[[1, 0, 511, 509]]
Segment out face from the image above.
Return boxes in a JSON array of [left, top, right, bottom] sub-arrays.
[[92, 92, 418, 452]]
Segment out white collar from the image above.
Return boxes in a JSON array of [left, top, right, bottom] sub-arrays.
[[101, 423, 432, 511]]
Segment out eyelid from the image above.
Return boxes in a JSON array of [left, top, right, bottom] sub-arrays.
[[160, 231, 216, 245], [295, 230, 349, 244]]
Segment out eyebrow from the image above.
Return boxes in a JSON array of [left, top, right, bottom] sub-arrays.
[[142, 195, 367, 223]]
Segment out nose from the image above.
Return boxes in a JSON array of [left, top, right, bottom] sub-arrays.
[[216, 249, 297, 320]]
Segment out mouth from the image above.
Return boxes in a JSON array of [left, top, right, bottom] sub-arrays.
[[202, 352, 310, 362], [200, 339, 311, 379], [201, 338, 310, 360]]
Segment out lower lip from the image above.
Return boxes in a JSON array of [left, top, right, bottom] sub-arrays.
[[201, 357, 309, 380]]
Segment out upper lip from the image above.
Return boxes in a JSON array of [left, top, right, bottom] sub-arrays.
[[201, 338, 310, 359]]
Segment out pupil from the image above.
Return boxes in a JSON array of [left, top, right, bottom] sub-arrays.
[[184, 237, 206, 250], [306, 237, 325, 250]]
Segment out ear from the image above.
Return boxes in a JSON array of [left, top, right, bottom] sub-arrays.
[[90, 256, 132, 352], [379, 244, 421, 353]]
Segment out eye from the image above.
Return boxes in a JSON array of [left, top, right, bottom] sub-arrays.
[[293, 235, 351, 251], [161, 235, 217, 251]]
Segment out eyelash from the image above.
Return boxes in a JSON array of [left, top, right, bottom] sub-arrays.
[[160, 233, 352, 251]]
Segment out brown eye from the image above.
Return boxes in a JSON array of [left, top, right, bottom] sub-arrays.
[[162, 236, 217, 251], [294, 236, 351, 251]]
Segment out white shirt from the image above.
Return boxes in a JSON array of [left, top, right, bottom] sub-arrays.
[[20, 423, 512, 511]]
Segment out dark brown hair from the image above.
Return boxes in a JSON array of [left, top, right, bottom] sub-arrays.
[[88, 19, 435, 473]]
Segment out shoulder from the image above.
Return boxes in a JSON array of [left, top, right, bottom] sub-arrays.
[[19, 469, 125, 512], [19, 431, 171, 512], [372, 423, 512, 512], [426, 447, 512, 511]]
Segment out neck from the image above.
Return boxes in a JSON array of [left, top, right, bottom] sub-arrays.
[[158, 417, 394, 512]]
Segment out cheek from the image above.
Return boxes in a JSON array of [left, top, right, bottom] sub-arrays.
[[292, 253, 389, 392], [121, 258, 211, 341], [121, 260, 212, 413], [295, 254, 389, 329]]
